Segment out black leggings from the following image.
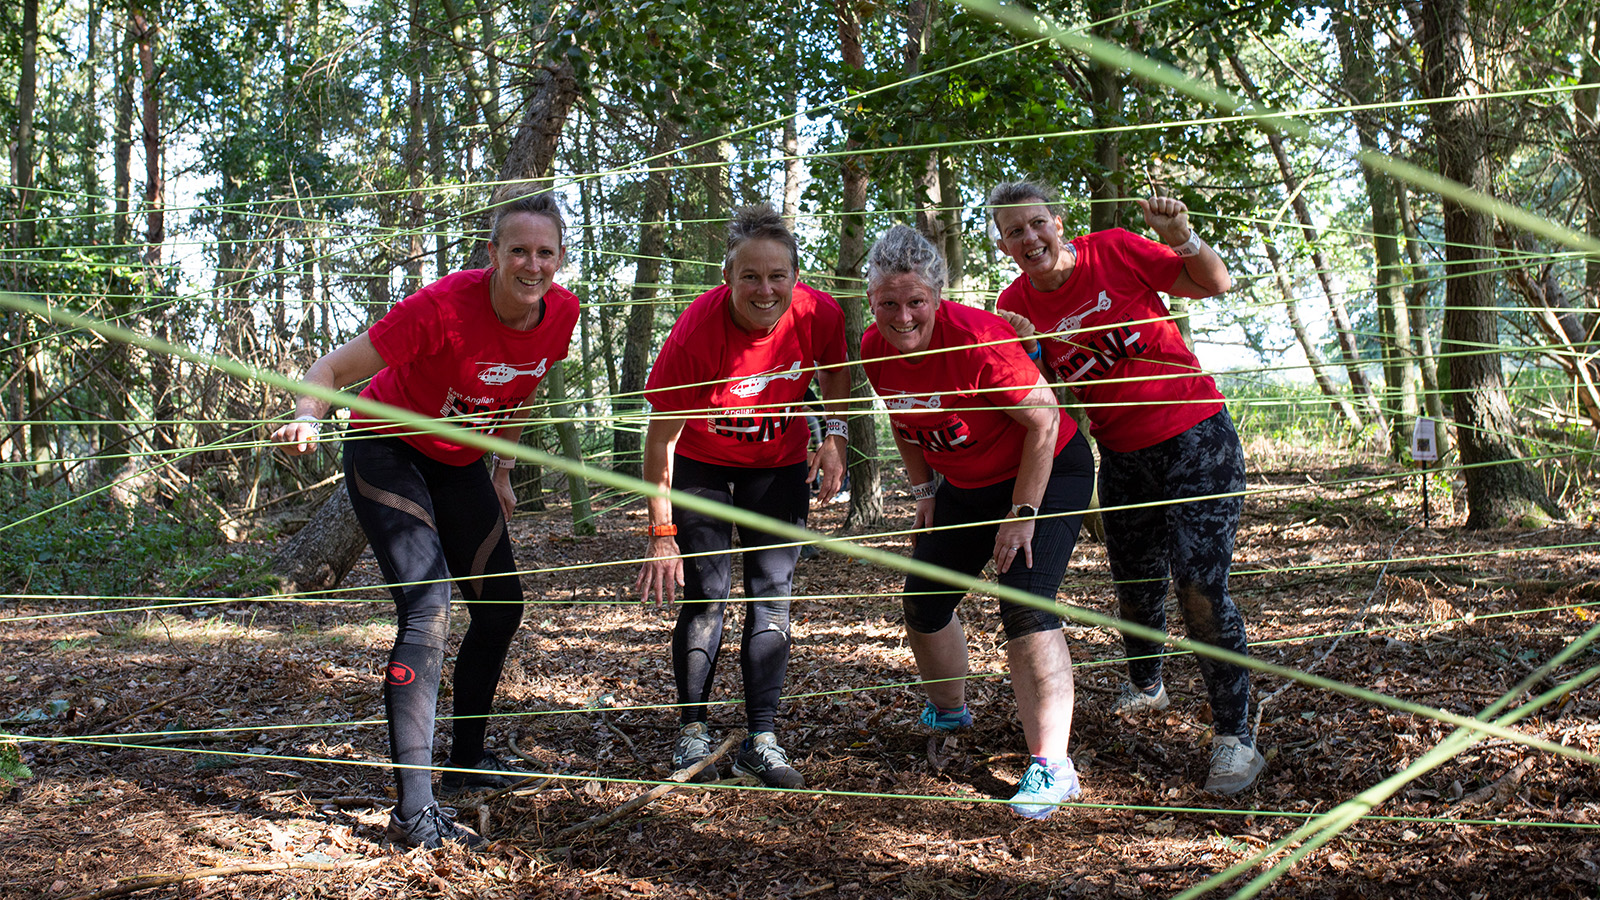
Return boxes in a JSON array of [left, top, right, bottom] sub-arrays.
[[902, 431, 1095, 639], [1100, 409, 1252, 739], [344, 435, 524, 816], [670, 455, 808, 735]]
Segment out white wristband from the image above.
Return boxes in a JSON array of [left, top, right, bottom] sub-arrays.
[[1169, 231, 1205, 258], [492, 454, 517, 470], [910, 480, 936, 501], [824, 418, 849, 440], [294, 414, 322, 435]]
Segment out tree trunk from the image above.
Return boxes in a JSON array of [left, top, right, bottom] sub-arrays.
[[465, 58, 579, 269], [1421, 0, 1562, 527], [1397, 185, 1449, 433], [1087, 2, 1123, 233], [938, 155, 966, 303], [1577, 11, 1600, 300], [614, 119, 678, 480], [782, 93, 802, 230], [1334, 1, 1417, 457], [16, 0, 38, 254], [271, 485, 368, 594], [16, 0, 51, 483], [134, 7, 178, 460], [836, 0, 884, 531]]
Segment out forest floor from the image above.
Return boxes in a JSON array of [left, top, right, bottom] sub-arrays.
[[3, 438, 1599, 900]]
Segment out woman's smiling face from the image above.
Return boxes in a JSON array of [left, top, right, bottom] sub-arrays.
[[993, 203, 1068, 281], [869, 272, 940, 355], [724, 238, 797, 336]]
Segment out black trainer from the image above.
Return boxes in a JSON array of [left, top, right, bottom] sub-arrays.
[[439, 750, 531, 798], [732, 731, 805, 788], [385, 803, 487, 850]]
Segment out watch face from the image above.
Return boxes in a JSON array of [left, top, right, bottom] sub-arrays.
[[1014, 504, 1037, 518]]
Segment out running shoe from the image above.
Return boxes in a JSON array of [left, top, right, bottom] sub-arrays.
[[919, 701, 973, 732], [438, 750, 531, 797], [671, 721, 720, 783], [1205, 735, 1265, 795], [1113, 680, 1170, 716], [732, 731, 805, 788], [1008, 758, 1081, 820], [386, 803, 487, 850]]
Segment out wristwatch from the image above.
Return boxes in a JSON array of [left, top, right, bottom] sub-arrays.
[[1009, 503, 1037, 519]]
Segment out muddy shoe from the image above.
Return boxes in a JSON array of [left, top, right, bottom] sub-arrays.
[[671, 722, 720, 783], [386, 803, 487, 850], [1113, 681, 1170, 716]]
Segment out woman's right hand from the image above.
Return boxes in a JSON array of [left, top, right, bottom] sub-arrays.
[[636, 536, 685, 611], [270, 419, 321, 456], [997, 309, 1039, 358], [911, 497, 935, 550]]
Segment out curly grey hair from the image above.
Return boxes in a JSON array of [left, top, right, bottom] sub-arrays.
[[866, 225, 946, 295]]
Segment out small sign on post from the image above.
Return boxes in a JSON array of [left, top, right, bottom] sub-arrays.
[[1410, 418, 1438, 462], [1411, 418, 1438, 527]]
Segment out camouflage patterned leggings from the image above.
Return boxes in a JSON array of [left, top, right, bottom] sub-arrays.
[[1099, 410, 1253, 739]]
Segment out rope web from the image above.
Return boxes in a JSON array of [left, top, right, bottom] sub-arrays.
[[2, 1, 1598, 895]]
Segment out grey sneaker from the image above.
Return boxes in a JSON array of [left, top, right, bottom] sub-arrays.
[[732, 731, 805, 788], [438, 750, 530, 798], [1114, 681, 1170, 716], [1205, 735, 1265, 795], [386, 803, 487, 850], [671, 722, 719, 783]]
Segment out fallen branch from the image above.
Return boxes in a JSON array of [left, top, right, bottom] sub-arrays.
[[552, 729, 744, 843], [61, 860, 346, 900], [308, 795, 391, 809], [88, 688, 203, 735], [1459, 756, 1535, 812]]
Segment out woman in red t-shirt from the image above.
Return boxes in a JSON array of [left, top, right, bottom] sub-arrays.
[[635, 204, 850, 791], [272, 189, 579, 849], [863, 224, 1094, 820], [989, 180, 1262, 796]]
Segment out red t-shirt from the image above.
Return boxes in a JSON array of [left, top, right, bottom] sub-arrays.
[[862, 300, 1075, 489], [356, 268, 580, 465], [997, 228, 1225, 453], [646, 282, 848, 468]]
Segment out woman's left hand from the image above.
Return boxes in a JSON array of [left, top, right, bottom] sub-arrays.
[[493, 471, 516, 521], [993, 516, 1036, 574]]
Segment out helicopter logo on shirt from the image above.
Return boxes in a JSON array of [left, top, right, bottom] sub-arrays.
[[728, 362, 805, 398], [882, 393, 943, 411], [476, 359, 549, 385], [1049, 291, 1114, 336]]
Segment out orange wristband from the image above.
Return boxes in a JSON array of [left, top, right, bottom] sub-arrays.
[[646, 523, 678, 538]]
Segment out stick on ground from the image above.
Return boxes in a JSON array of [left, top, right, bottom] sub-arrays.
[[551, 728, 745, 843]]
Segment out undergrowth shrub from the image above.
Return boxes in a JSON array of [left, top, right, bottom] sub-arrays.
[[0, 484, 271, 600]]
